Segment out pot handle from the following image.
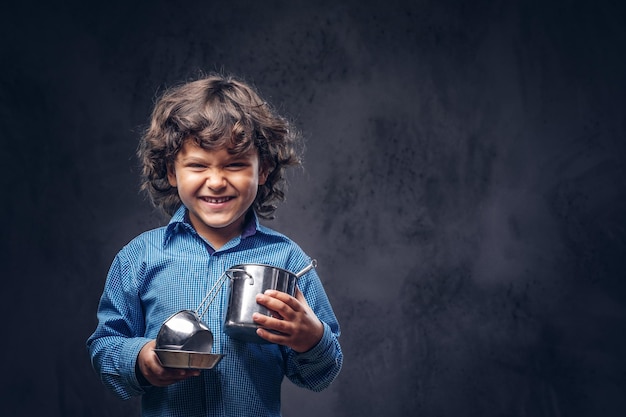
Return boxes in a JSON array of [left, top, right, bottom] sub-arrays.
[[225, 268, 255, 285], [295, 259, 318, 278]]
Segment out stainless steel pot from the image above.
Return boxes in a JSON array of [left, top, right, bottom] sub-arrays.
[[223, 260, 316, 343]]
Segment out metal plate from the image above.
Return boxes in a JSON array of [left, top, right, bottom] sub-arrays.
[[154, 349, 224, 370]]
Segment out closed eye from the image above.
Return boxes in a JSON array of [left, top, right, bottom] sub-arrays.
[[226, 162, 250, 169]]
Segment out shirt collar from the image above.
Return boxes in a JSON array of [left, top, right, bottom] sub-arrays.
[[163, 205, 260, 247]]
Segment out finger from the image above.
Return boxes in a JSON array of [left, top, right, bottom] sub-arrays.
[[255, 326, 291, 344], [294, 286, 307, 303], [152, 368, 200, 386], [252, 312, 291, 333], [255, 293, 289, 315], [252, 313, 288, 331], [146, 351, 200, 386], [255, 297, 298, 323], [262, 289, 296, 304], [257, 290, 302, 312], [164, 369, 200, 381], [293, 286, 314, 311]]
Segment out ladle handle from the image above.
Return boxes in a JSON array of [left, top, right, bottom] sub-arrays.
[[295, 259, 318, 278], [196, 272, 229, 319], [195, 269, 254, 318]]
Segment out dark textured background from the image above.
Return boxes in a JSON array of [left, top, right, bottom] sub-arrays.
[[1, 0, 625, 416]]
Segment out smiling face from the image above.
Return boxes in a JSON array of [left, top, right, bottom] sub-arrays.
[[167, 141, 268, 248]]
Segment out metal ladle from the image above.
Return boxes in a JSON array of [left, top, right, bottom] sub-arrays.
[[155, 270, 243, 352]]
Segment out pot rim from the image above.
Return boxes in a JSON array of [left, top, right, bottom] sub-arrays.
[[228, 263, 297, 277]]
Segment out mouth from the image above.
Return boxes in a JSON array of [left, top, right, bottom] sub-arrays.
[[201, 196, 234, 204]]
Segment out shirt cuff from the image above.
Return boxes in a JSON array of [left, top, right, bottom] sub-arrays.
[[294, 322, 335, 362], [121, 337, 154, 393]]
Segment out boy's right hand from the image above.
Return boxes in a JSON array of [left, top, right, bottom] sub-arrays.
[[136, 340, 201, 387]]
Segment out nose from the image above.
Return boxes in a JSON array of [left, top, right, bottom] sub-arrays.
[[205, 169, 227, 190]]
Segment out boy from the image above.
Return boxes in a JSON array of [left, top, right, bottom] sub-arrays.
[[87, 74, 343, 417]]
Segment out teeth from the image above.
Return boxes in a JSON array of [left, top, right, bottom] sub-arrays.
[[204, 197, 230, 203]]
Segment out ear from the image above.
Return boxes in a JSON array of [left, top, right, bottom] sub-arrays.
[[167, 164, 177, 187], [258, 167, 270, 186]]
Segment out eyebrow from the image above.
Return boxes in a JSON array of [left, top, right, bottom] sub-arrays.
[[177, 151, 256, 164]]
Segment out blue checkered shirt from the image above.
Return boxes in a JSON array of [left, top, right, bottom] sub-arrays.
[[87, 206, 342, 417]]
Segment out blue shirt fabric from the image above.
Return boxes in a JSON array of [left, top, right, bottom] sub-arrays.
[[87, 206, 342, 417]]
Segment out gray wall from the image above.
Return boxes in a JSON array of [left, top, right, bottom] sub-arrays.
[[2, 0, 625, 416]]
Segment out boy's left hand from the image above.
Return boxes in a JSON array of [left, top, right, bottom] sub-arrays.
[[253, 286, 324, 353]]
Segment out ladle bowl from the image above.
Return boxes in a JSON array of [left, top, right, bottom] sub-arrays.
[[156, 310, 214, 352], [155, 310, 224, 369]]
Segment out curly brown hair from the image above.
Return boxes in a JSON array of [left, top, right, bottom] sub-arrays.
[[137, 74, 302, 219]]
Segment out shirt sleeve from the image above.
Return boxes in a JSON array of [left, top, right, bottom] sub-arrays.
[[86, 251, 152, 400], [283, 271, 343, 391]]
